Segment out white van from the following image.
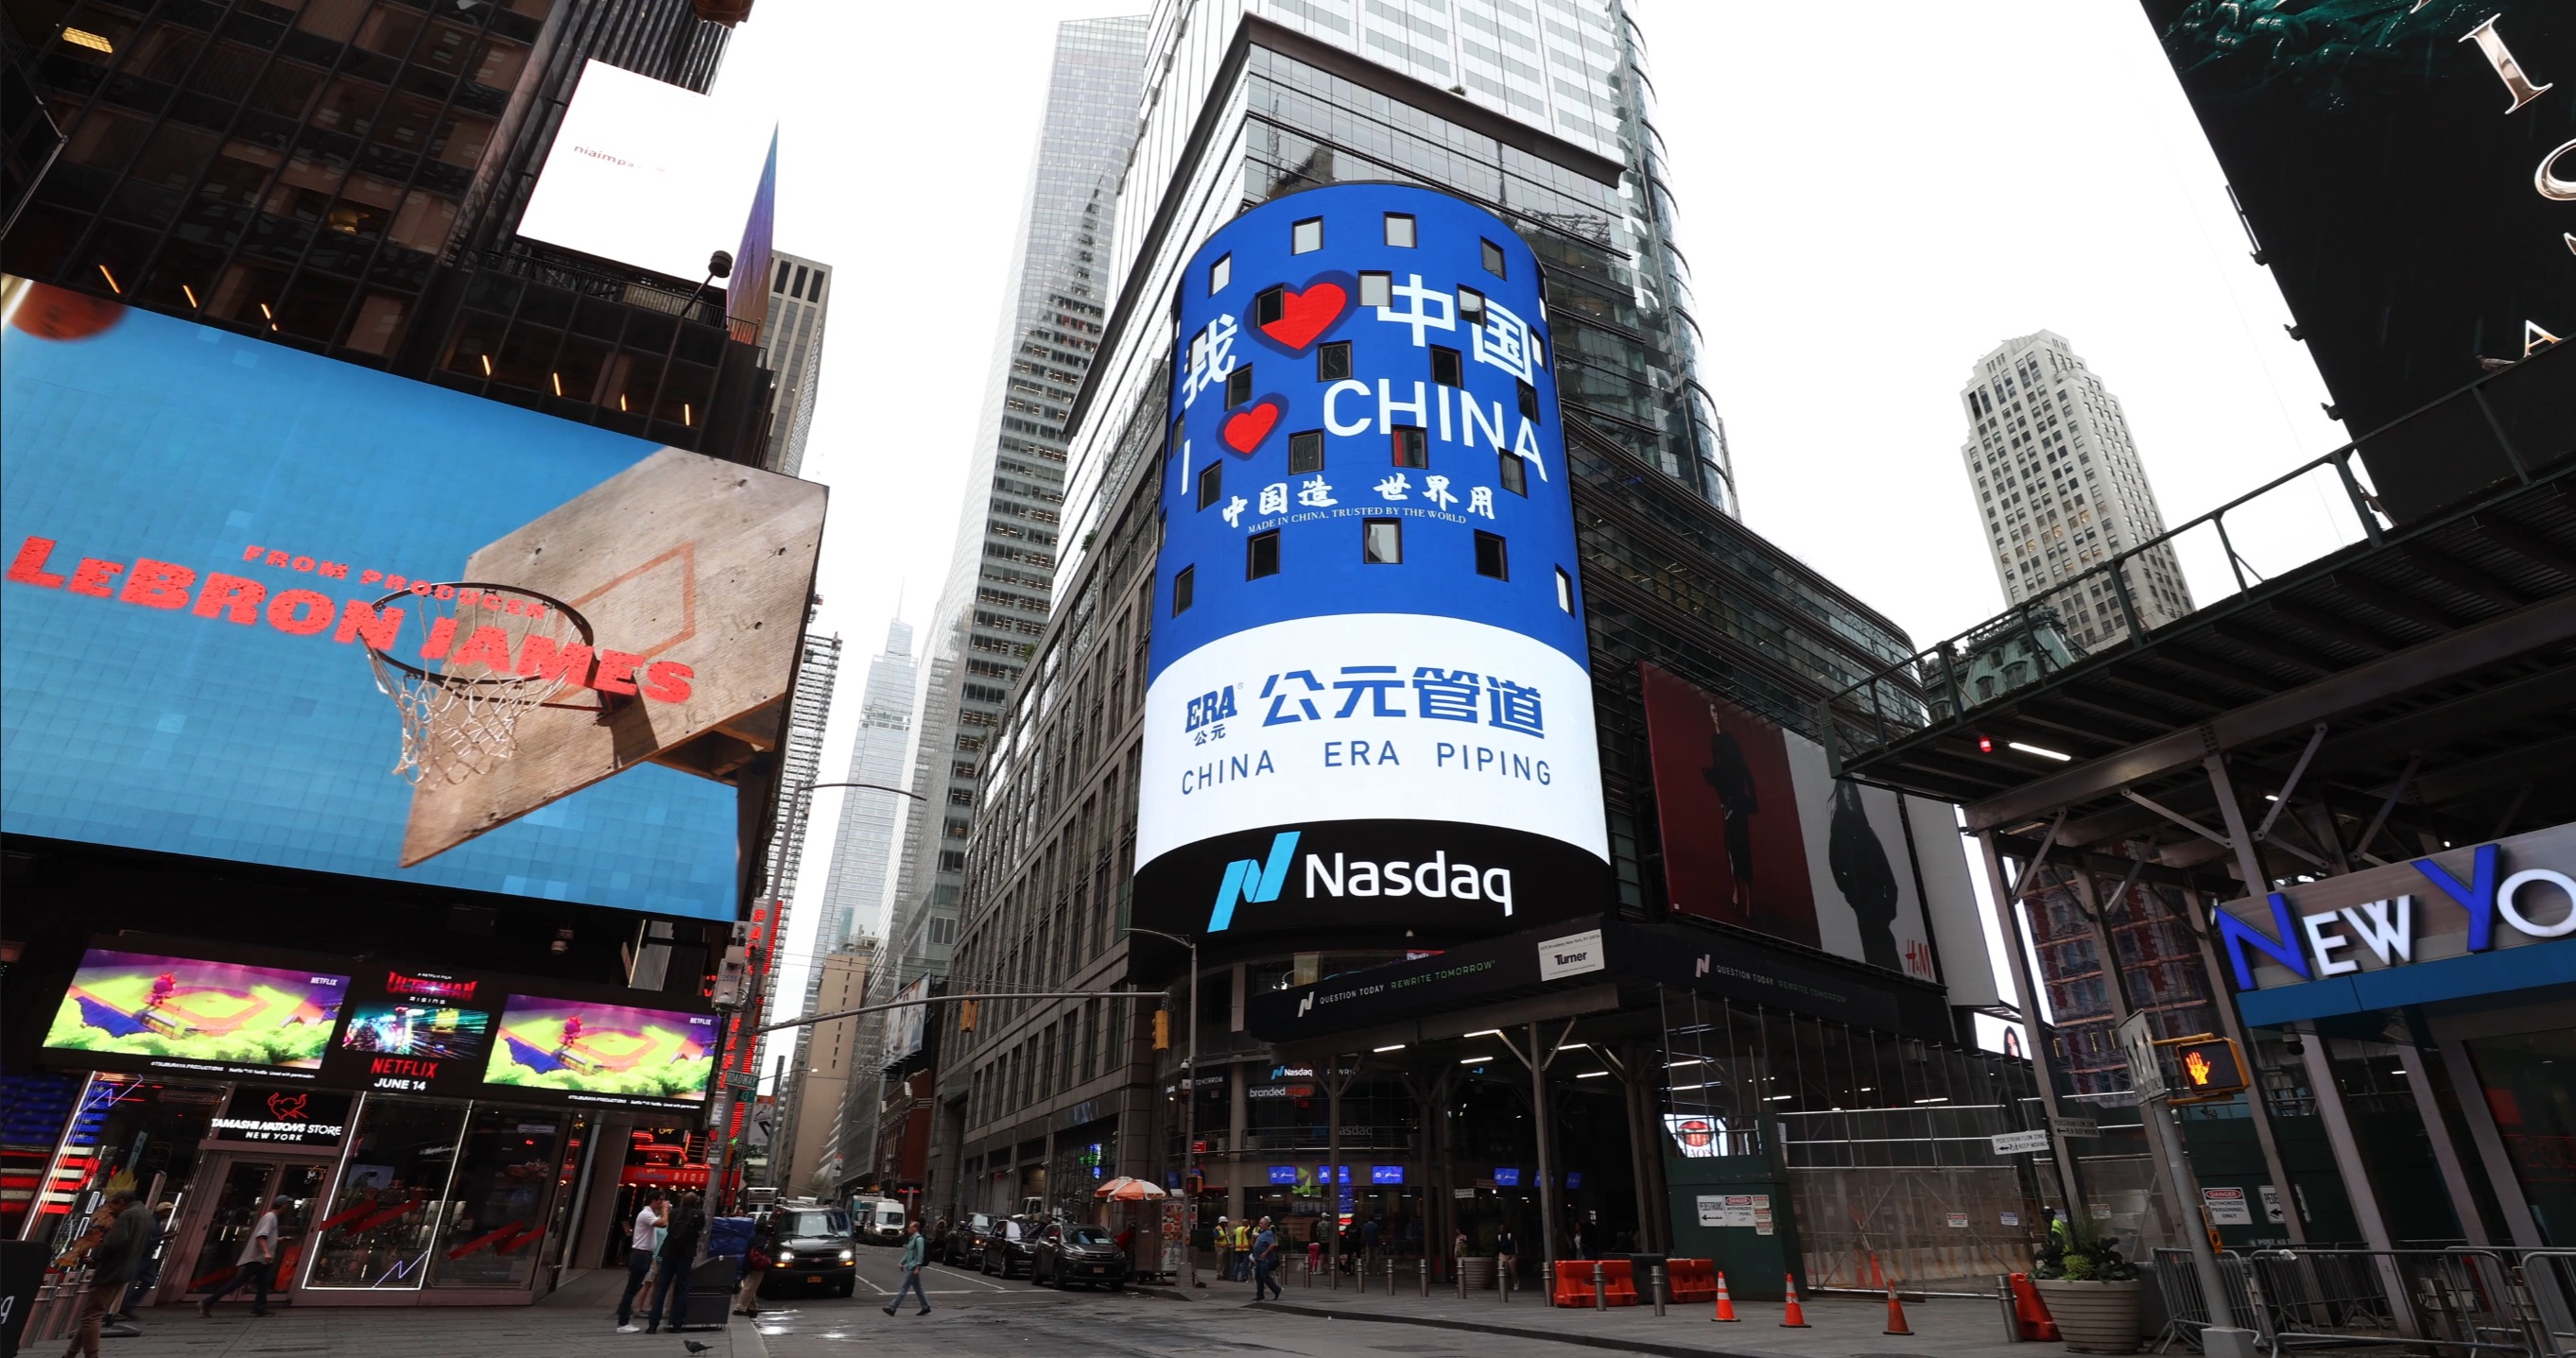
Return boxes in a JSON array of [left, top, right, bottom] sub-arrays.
[[853, 1196, 907, 1244]]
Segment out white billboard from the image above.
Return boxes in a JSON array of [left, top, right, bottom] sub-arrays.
[[516, 60, 772, 284]]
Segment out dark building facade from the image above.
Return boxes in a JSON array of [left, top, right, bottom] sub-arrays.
[[1, 0, 768, 458]]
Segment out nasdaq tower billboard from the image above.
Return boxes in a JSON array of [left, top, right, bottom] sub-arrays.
[[1133, 184, 1609, 943]]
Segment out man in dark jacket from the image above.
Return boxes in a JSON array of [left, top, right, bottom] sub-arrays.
[[647, 1193, 706, 1333], [63, 1194, 146, 1358]]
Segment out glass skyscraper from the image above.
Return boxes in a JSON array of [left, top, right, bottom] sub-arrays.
[[930, 0, 1923, 1219]]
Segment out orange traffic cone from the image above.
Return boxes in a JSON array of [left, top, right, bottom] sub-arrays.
[[1884, 1280, 1914, 1335], [1780, 1273, 1811, 1328], [1711, 1270, 1738, 1322]]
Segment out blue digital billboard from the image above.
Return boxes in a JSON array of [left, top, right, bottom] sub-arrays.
[[1132, 184, 1609, 942], [1, 281, 820, 920]]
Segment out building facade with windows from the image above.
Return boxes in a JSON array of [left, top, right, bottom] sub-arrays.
[[1959, 331, 2194, 650], [924, 1, 1992, 1273], [2, 0, 772, 460], [757, 248, 828, 475], [864, 13, 1150, 1098]]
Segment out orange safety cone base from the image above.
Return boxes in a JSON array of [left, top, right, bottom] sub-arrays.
[[1779, 1273, 1812, 1328]]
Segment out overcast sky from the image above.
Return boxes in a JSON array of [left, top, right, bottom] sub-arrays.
[[712, 1, 2357, 1032]]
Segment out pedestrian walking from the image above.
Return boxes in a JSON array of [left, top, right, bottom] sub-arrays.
[[1252, 1216, 1282, 1301], [734, 1236, 768, 1318], [1213, 1215, 1232, 1282], [109, 1201, 174, 1329], [1361, 1214, 1382, 1271], [645, 1192, 704, 1333], [61, 1194, 146, 1358], [1494, 1226, 1517, 1293], [197, 1195, 287, 1317], [884, 1220, 931, 1315], [614, 1191, 666, 1332]]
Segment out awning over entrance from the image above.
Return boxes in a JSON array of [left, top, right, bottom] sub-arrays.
[[1245, 914, 1955, 1048]]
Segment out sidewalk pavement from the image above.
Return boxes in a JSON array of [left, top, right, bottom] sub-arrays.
[[22, 1268, 763, 1358], [1243, 1268, 2032, 1358]]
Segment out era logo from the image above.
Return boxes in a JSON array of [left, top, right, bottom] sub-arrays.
[[1184, 686, 1238, 731]]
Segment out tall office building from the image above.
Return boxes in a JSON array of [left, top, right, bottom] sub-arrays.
[[1960, 332, 2194, 648], [2, 0, 773, 460], [769, 937, 876, 1197], [928, 0, 1928, 1221], [813, 619, 920, 966], [875, 16, 1149, 1008], [757, 249, 830, 475], [765, 627, 843, 912]]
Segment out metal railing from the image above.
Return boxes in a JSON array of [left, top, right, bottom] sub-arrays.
[[2153, 1245, 2576, 1357], [1824, 343, 2572, 766]]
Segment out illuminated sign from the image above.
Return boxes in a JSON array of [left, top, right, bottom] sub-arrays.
[[1371, 1165, 1404, 1185], [515, 60, 773, 284], [2215, 825, 2576, 1025], [1132, 184, 1610, 944], [211, 1088, 353, 1146], [43, 946, 350, 1082], [2159, 1036, 2248, 1105], [1270, 1165, 1299, 1185], [1493, 1168, 1521, 1187], [1, 283, 820, 919]]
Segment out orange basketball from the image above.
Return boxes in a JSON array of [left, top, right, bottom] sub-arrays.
[[11, 283, 124, 340]]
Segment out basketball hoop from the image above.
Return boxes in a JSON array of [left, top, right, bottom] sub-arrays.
[[362, 581, 602, 786]]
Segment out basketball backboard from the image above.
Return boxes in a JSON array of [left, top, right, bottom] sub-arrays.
[[398, 447, 825, 866]]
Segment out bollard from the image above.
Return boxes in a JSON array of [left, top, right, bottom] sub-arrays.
[[1593, 1261, 1608, 1311], [1500, 1259, 1511, 1304], [1998, 1273, 2024, 1341], [1458, 1258, 1467, 1299], [1357, 1254, 1366, 1294], [1651, 1263, 1668, 1317]]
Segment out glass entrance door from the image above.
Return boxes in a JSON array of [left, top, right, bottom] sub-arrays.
[[176, 1155, 327, 1304]]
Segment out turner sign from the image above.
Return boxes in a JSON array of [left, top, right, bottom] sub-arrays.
[[2216, 824, 2576, 1011]]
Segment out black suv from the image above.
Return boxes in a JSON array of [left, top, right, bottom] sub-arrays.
[[979, 1215, 1039, 1279], [943, 1212, 1000, 1269], [753, 1207, 856, 1298], [1031, 1222, 1130, 1291]]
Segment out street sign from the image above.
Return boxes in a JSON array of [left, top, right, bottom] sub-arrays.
[[1991, 1129, 2051, 1155], [723, 1071, 756, 1092], [2118, 1012, 2166, 1101], [2053, 1115, 2101, 1138]]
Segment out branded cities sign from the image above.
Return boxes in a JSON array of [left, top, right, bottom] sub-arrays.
[[1132, 184, 1609, 941]]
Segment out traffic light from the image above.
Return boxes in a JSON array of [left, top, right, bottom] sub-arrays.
[[1153, 1007, 1171, 1050], [958, 996, 977, 1033], [2160, 1035, 2248, 1104]]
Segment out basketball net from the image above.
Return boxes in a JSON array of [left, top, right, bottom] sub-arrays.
[[363, 583, 596, 785]]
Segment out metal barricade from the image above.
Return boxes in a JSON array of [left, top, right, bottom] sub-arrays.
[[2153, 1248, 2263, 1352], [2512, 1250, 2576, 1358], [2248, 1248, 2534, 1356]]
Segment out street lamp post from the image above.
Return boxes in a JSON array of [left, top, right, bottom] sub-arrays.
[[713, 779, 925, 1212], [1126, 924, 1201, 1290]]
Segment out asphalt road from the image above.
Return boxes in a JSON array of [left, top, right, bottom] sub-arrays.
[[747, 1245, 1612, 1357]]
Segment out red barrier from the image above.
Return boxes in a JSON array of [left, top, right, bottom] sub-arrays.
[[1548, 1259, 1639, 1307], [1668, 1258, 1717, 1302], [2010, 1272, 2062, 1341]]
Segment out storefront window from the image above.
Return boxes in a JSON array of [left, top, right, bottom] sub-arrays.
[[304, 1096, 466, 1290], [428, 1107, 565, 1289], [2467, 1029, 2576, 1246]]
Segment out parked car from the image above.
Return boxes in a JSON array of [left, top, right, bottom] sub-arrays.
[[943, 1212, 1000, 1268], [979, 1216, 1039, 1279], [1030, 1222, 1130, 1291], [753, 1207, 856, 1298]]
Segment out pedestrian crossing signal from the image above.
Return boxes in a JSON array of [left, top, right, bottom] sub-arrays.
[[1153, 1007, 1171, 1050], [958, 996, 977, 1033], [2158, 1035, 2247, 1104]]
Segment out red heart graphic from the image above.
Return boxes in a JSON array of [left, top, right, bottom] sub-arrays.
[[1221, 401, 1280, 455], [1259, 284, 1347, 352]]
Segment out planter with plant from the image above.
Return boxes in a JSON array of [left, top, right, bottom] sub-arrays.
[[2031, 1213, 2143, 1353]]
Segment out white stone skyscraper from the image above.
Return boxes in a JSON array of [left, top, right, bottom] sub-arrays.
[[757, 250, 831, 477], [878, 15, 1150, 1004], [1960, 331, 2194, 648]]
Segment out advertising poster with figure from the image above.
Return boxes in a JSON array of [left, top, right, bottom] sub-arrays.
[[1638, 662, 1953, 983]]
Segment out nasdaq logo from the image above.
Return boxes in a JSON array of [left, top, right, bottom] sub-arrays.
[[1208, 831, 1301, 932]]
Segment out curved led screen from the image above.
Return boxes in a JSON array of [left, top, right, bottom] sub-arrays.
[[1133, 184, 1609, 942]]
